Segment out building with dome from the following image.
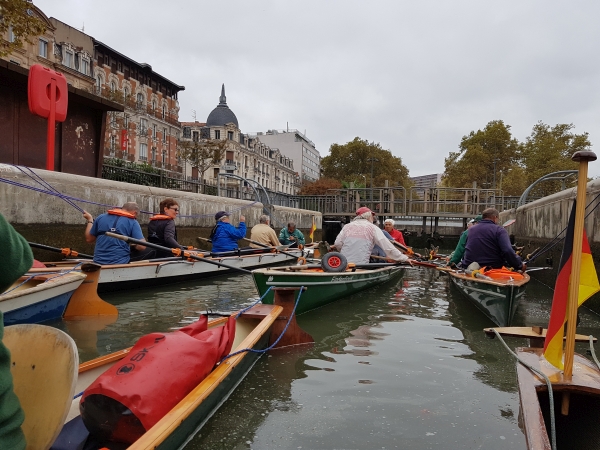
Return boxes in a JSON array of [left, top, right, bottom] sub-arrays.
[[180, 85, 300, 195]]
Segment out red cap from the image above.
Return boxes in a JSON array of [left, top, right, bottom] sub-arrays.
[[356, 207, 373, 215]]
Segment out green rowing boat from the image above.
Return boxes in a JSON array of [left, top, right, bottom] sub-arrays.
[[447, 269, 530, 326], [252, 264, 405, 315]]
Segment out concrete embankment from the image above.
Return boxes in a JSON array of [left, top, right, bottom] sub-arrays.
[[0, 164, 322, 260], [500, 178, 600, 314]]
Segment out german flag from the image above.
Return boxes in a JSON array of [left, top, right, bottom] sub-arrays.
[[543, 200, 600, 369]]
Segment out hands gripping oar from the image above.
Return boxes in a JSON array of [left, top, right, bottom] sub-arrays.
[[28, 242, 93, 259], [106, 232, 253, 274]]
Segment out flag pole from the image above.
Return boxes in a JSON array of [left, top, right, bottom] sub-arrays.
[[562, 150, 596, 414]]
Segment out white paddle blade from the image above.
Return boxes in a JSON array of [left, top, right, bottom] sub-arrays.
[[4, 324, 79, 450]]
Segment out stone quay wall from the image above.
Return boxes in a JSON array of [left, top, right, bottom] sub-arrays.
[[0, 164, 321, 259], [499, 178, 600, 313]]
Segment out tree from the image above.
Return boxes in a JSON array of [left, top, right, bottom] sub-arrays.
[[520, 122, 591, 197], [298, 177, 342, 195], [0, 0, 46, 57], [321, 137, 412, 188], [442, 120, 521, 191], [176, 138, 228, 184]]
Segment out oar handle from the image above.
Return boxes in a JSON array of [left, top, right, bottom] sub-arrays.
[[388, 239, 421, 258], [105, 232, 253, 274], [28, 241, 93, 259], [241, 237, 302, 259]]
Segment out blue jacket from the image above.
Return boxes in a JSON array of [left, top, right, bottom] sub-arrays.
[[211, 221, 247, 253], [462, 219, 523, 270]]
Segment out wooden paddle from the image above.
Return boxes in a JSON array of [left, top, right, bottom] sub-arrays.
[[29, 241, 93, 259], [388, 239, 422, 258], [4, 324, 79, 449], [63, 262, 119, 318], [106, 232, 253, 274]]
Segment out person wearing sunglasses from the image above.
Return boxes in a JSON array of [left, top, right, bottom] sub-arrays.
[[148, 198, 186, 258]]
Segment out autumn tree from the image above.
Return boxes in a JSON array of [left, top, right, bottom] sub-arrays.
[[320, 137, 411, 188], [0, 0, 46, 57], [177, 138, 228, 184], [298, 177, 342, 195], [520, 122, 591, 197], [442, 120, 521, 192]]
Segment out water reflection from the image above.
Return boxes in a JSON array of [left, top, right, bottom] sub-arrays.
[[49, 264, 600, 449]]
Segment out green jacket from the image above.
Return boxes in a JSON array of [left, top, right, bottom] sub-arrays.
[[449, 229, 469, 265], [0, 214, 33, 450], [279, 227, 305, 246]]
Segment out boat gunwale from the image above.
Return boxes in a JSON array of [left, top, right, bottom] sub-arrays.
[[253, 265, 405, 277], [1, 272, 86, 302], [447, 270, 530, 288]]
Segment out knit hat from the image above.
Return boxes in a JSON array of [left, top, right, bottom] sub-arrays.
[[215, 211, 230, 221]]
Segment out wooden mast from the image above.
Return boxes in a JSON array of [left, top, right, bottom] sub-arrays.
[[561, 150, 596, 414]]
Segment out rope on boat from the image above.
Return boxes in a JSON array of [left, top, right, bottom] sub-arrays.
[[219, 286, 305, 363], [590, 336, 600, 371], [491, 329, 557, 450], [0, 164, 261, 219]]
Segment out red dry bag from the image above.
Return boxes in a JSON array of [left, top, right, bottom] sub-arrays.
[[80, 315, 235, 444]]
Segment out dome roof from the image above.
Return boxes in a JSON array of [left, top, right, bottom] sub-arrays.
[[206, 84, 238, 127]]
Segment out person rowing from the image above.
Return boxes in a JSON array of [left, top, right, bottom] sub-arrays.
[[148, 198, 187, 258], [209, 211, 246, 253], [383, 219, 406, 246], [83, 202, 155, 265], [446, 214, 481, 268], [250, 215, 280, 248], [461, 208, 525, 272], [333, 207, 412, 265]]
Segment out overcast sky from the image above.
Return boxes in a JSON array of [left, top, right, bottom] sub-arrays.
[[35, 0, 600, 178]]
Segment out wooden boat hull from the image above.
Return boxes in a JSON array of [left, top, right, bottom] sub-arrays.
[[448, 271, 529, 326], [253, 265, 405, 315], [34, 249, 305, 292], [516, 347, 600, 450], [55, 304, 282, 449], [1, 272, 86, 325]]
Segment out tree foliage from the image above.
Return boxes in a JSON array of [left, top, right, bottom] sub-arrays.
[[320, 137, 411, 188], [442, 120, 520, 191], [176, 139, 228, 182], [520, 122, 590, 197], [297, 177, 342, 195], [0, 0, 46, 57]]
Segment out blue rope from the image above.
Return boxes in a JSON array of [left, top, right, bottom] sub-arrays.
[[220, 286, 305, 363], [73, 391, 83, 399], [235, 286, 273, 319]]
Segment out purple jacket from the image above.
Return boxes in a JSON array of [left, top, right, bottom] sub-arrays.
[[462, 219, 523, 270]]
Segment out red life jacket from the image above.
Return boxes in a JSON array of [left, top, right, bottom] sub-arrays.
[[149, 214, 172, 221], [80, 316, 236, 444], [107, 209, 136, 219]]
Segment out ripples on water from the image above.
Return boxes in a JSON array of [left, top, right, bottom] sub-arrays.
[[53, 266, 600, 450]]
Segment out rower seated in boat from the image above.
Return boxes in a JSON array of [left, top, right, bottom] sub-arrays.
[[210, 211, 246, 253], [250, 215, 280, 248], [83, 202, 155, 265], [148, 198, 187, 257], [461, 208, 525, 272], [447, 214, 481, 267], [279, 221, 305, 248], [333, 207, 411, 265]]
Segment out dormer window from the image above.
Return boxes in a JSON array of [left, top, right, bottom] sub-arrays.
[[64, 50, 74, 68]]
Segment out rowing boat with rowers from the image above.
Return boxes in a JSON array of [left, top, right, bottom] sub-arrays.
[[444, 265, 530, 327], [28, 245, 308, 292], [253, 252, 408, 315]]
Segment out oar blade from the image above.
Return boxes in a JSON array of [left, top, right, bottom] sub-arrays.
[[63, 263, 118, 318]]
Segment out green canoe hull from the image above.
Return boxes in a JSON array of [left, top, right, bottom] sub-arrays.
[[448, 271, 530, 327], [252, 266, 405, 315]]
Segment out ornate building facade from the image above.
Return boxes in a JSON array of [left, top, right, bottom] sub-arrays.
[[93, 41, 185, 172], [180, 85, 300, 194]]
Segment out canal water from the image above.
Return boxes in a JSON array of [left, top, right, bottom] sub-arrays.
[[51, 264, 600, 450]]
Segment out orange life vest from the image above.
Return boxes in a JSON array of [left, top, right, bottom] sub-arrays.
[[107, 209, 136, 219]]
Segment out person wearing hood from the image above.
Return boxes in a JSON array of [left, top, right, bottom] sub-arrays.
[[333, 207, 411, 265], [148, 198, 186, 258], [210, 211, 246, 253]]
